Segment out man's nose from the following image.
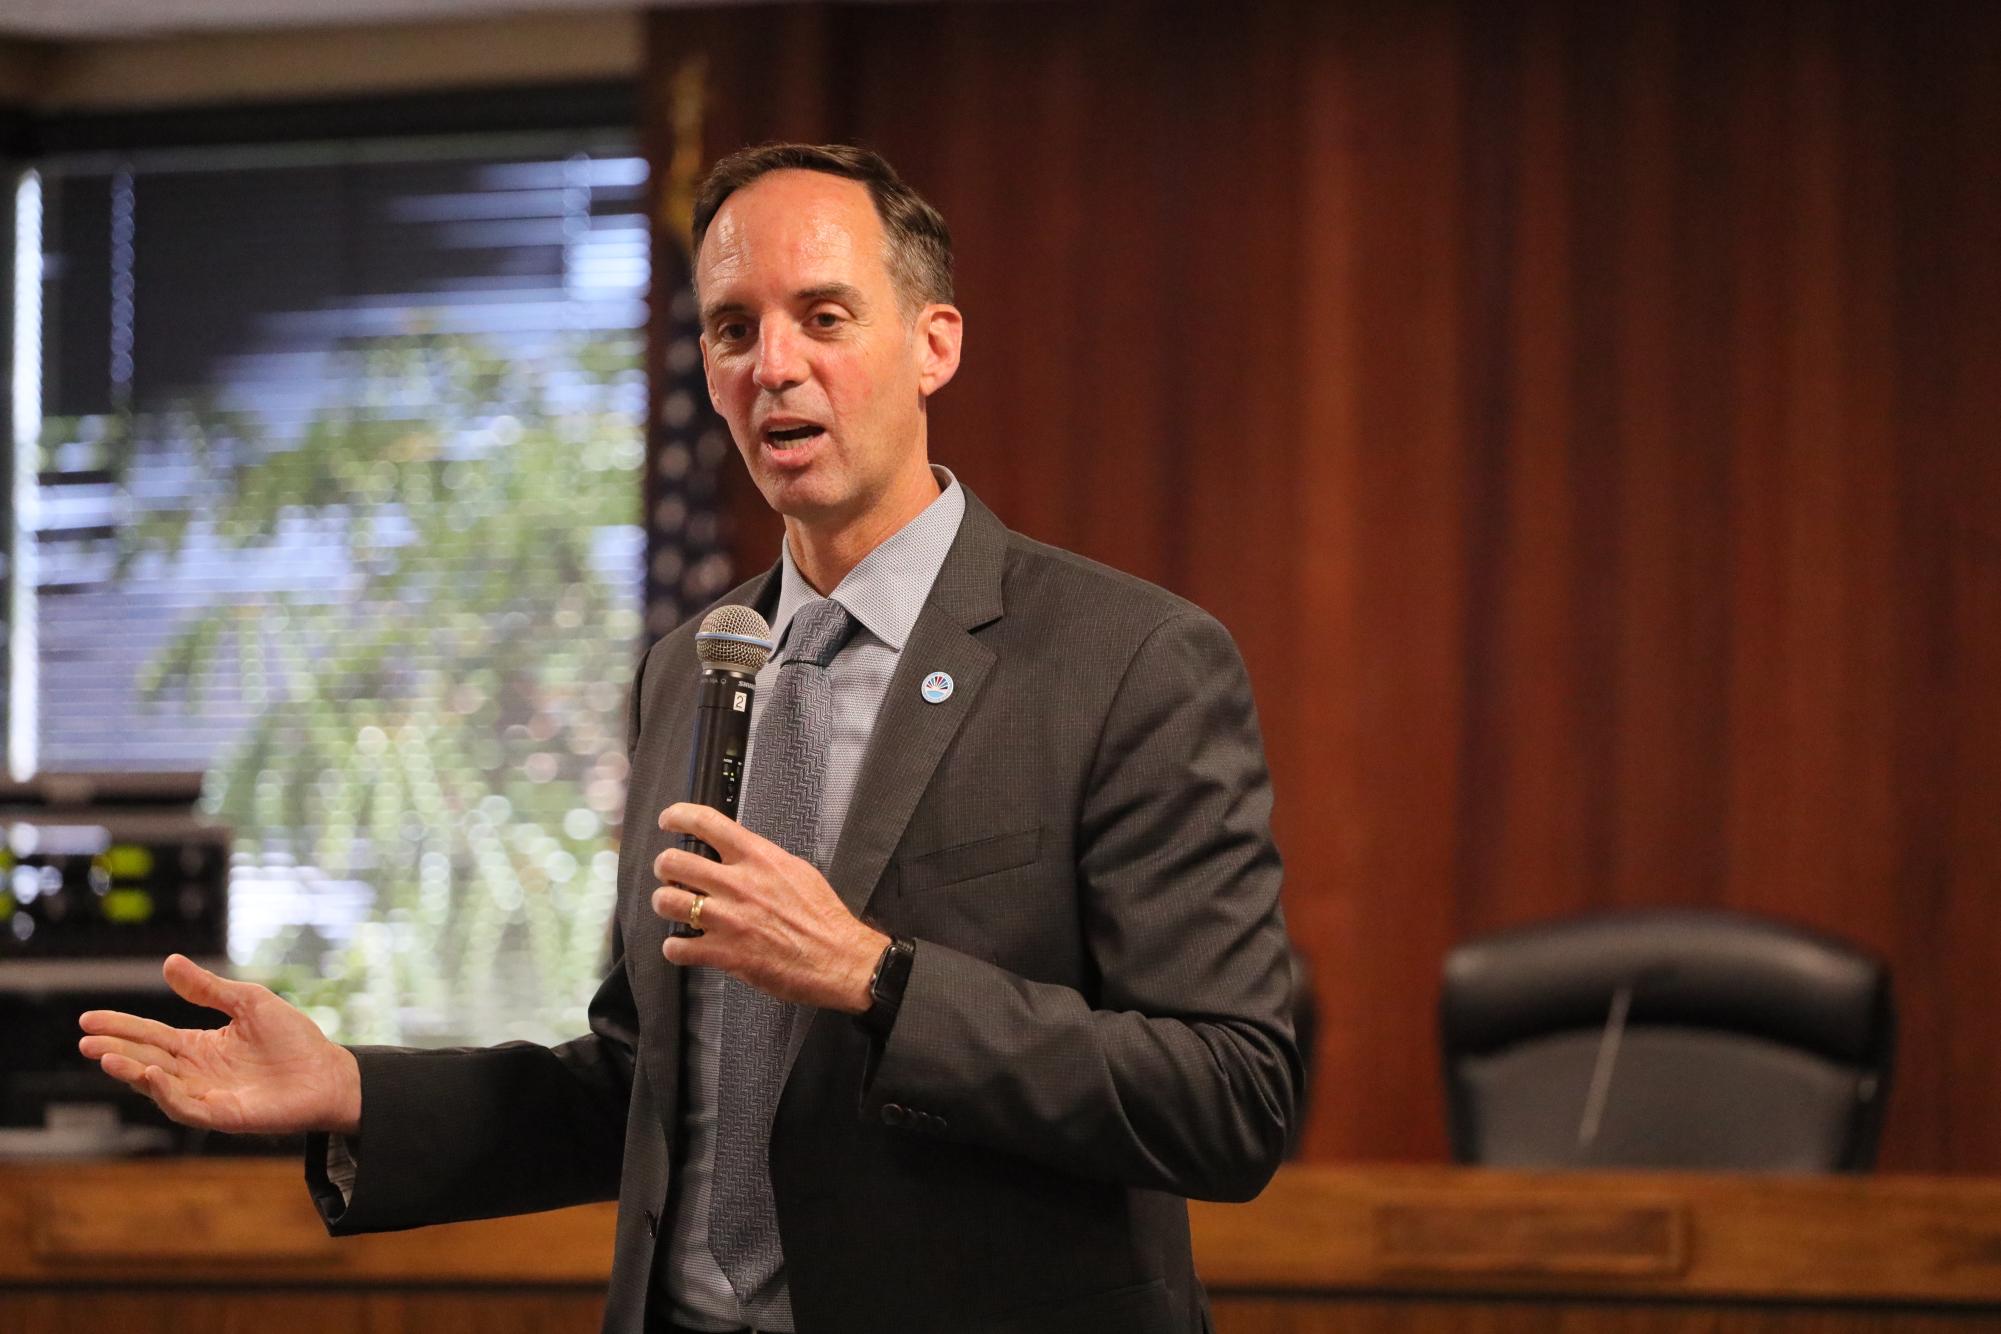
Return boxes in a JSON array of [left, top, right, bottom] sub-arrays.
[[752, 322, 807, 391]]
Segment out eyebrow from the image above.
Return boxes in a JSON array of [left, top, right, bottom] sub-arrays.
[[700, 283, 870, 328], [797, 283, 868, 310]]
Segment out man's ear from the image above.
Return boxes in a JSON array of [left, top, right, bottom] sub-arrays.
[[914, 304, 963, 398]]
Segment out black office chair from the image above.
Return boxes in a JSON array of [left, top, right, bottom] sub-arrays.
[[1440, 909, 1893, 1172]]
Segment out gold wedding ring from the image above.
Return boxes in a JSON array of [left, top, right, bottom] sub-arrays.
[[688, 893, 706, 930]]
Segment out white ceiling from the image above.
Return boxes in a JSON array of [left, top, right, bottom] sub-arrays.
[[0, 0, 655, 41]]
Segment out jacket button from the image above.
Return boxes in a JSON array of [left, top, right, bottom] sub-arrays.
[[933, 1115, 948, 1133], [644, 1209, 658, 1238], [881, 1102, 906, 1126]]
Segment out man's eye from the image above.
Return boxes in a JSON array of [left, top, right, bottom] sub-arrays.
[[717, 322, 749, 342], [810, 311, 843, 330]]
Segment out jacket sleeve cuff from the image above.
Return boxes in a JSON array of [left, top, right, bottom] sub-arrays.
[[303, 1130, 354, 1227]]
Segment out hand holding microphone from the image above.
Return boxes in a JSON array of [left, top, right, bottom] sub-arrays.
[[651, 604, 885, 1011]]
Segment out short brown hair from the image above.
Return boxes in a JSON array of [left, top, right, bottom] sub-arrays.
[[691, 142, 955, 311]]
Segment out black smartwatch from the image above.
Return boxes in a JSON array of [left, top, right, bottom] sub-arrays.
[[858, 935, 917, 1038]]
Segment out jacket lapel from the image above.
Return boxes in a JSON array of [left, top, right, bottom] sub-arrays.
[[821, 613, 994, 920], [828, 491, 1007, 921]]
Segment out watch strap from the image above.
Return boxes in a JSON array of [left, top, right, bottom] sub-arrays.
[[858, 935, 916, 1037]]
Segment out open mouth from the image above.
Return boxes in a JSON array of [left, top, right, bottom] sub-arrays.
[[763, 422, 826, 447]]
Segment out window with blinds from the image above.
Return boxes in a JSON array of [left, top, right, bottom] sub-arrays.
[[11, 132, 652, 1046]]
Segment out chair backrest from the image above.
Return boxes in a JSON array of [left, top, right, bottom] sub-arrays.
[[1440, 909, 1893, 1171]]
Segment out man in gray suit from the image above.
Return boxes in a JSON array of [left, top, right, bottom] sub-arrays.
[[78, 143, 1301, 1334]]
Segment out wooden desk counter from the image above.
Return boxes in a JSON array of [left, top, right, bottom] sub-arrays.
[[4, 1160, 2001, 1331], [1195, 1165, 2001, 1333], [1192, 1163, 2001, 1305], [0, 1156, 614, 1334], [0, 1156, 614, 1286]]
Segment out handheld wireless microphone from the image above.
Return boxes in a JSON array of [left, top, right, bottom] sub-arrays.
[[667, 604, 774, 938]]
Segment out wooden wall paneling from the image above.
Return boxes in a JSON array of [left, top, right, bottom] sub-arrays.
[[1770, 2, 1863, 927], [942, 5, 1089, 550], [1724, 0, 1875, 940], [1601, 0, 1724, 913], [1288, 0, 1371, 1165], [1718, 0, 1803, 925], [1559, 2, 1648, 918], [1872, 1, 1944, 1171], [1454, 0, 1585, 936], [917, 9, 1018, 536], [1818, 1, 1904, 1005], [645, 0, 2001, 1171], [1446, 0, 1517, 938], [1885, 2, 1987, 1173], [1926, 1, 2001, 1171], [1048, 5, 1177, 591], [1337, 0, 1473, 1164], [1714, 0, 1884, 983], [1824, 2, 1886, 926], [1171, 0, 1301, 819]]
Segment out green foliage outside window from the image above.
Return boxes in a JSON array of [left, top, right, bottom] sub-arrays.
[[79, 331, 645, 1046]]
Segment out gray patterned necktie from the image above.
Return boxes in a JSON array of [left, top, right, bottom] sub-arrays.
[[709, 595, 857, 1304]]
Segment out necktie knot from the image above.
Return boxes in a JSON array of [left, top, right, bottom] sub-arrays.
[[785, 597, 856, 669]]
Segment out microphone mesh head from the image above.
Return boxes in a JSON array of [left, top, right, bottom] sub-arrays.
[[695, 605, 775, 673]]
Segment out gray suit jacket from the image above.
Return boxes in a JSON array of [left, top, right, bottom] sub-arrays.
[[307, 488, 1301, 1334]]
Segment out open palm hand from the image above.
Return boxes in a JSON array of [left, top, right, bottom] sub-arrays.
[[78, 954, 362, 1137]]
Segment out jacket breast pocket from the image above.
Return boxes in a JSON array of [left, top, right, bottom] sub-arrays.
[[897, 825, 1041, 896]]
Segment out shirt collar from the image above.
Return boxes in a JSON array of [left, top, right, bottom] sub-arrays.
[[767, 465, 966, 657]]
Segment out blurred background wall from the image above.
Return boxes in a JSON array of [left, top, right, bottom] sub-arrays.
[[645, 0, 2001, 1172]]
